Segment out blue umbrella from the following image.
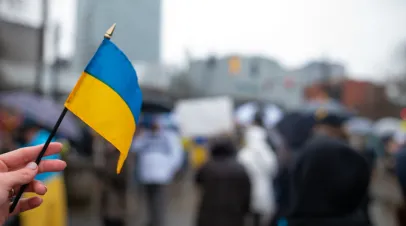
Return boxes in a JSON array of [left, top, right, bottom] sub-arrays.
[[0, 92, 81, 141], [345, 117, 373, 135]]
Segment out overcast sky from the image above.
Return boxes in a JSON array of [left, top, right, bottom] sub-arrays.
[[162, 0, 406, 78]]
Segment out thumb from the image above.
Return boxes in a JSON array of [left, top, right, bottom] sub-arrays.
[[2, 162, 38, 189]]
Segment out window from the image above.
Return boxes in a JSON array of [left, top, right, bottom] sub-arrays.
[[250, 59, 260, 77], [206, 56, 216, 69], [228, 56, 241, 75]]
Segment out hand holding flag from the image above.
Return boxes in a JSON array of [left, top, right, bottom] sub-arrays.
[[10, 24, 143, 213]]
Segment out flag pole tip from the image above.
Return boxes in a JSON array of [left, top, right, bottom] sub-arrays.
[[104, 23, 116, 39]]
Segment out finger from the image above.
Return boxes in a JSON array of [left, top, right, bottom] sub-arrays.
[[37, 160, 67, 174], [0, 143, 62, 169], [0, 162, 38, 189], [9, 160, 67, 173], [14, 180, 47, 196], [9, 197, 43, 216]]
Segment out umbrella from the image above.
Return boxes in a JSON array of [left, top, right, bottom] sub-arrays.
[[142, 101, 172, 113], [302, 99, 352, 115], [0, 92, 81, 141], [373, 117, 401, 137], [345, 117, 373, 135], [234, 102, 283, 128]]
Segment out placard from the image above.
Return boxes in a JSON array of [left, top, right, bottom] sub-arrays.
[[174, 96, 234, 137]]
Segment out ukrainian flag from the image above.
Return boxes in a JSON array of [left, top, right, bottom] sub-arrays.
[[65, 38, 142, 173]]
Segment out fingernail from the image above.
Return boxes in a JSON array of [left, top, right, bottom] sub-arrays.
[[26, 162, 37, 170]]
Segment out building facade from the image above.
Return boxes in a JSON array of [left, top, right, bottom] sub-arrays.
[[187, 55, 304, 109], [0, 0, 163, 97], [74, 0, 162, 70], [292, 61, 346, 86]]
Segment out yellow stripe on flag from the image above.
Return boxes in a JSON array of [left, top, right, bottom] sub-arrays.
[[65, 72, 136, 173]]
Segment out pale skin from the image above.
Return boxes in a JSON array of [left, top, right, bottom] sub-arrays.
[[0, 142, 67, 225]]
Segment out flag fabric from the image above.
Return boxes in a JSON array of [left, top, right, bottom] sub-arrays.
[[65, 38, 143, 173]]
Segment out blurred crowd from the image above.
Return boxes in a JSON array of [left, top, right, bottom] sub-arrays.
[[1, 91, 406, 226]]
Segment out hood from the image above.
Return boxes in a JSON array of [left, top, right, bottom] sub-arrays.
[[288, 136, 370, 219], [209, 137, 237, 158], [276, 113, 315, 150]]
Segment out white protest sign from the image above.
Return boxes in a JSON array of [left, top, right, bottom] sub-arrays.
[[174, 96, 234, 137]]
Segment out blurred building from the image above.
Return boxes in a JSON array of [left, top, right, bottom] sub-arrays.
[[341, 80, 401, 119], [74, 0, 162, 69], [0, 0, 77, 92], [305, 79, 402, 119], [0, 0, 164, 100], [186, 55, 304, 109], [185, 56, 347, 109]]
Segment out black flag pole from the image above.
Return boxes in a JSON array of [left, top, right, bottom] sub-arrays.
[[9, 108, 68, 213], [9, 23, 117, 213]]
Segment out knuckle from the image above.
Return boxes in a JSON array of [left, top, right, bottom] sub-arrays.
[[21, 170, 34, 181]]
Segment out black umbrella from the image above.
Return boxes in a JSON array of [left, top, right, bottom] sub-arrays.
[[141, 101, 172, 113], [302, 99, 353, 116], [0, 91, 81, 141]]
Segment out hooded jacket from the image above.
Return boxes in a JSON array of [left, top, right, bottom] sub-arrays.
[[195, 137, 251, 226], [238, 125, 278, 218], [287, 136, 371, 226]]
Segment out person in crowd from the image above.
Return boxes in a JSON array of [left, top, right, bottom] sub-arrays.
[[381, 133, 399, 156], [395, 132, 406, 195], [96, 143, 129, 226], [238, 112, 278, 226], [132, 114, 183, 226], [348, 133, 376, 167], [394, 132, 406, 226], [346, 128, 378, 225], [0, 107, 22, 152], [270, 112, 315, 226], [0, 143, 66, 226], [195, 136, 251, 226], [190, 137, 209, 170], [15, 119, 67, 226], [310, 108, 350, 142], [171, 128, 187, 182], [287, 136, 371, 226], [368, 132, 403, 226]]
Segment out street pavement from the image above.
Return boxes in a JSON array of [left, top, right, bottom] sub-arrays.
[[69, 174, 198, 226]]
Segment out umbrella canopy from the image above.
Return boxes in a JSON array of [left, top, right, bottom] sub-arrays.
[[345, 117, 373, 135], [142, 101, 172, 113], [302, 99, 352, 115], [373, 117, 401, 137], [301, 99, 354, 127], [234, 102, 283, 128], [0, 92, 81, 141]]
